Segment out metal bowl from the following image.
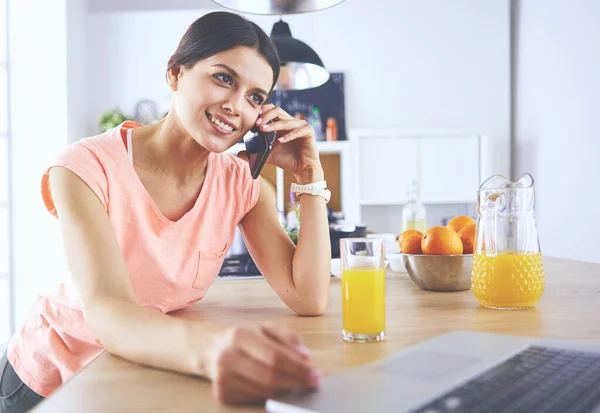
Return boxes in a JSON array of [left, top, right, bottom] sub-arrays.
[[401, 254, 473, 292]]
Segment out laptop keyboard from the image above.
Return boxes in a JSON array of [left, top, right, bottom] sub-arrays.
[[411, 346, 600, 413]]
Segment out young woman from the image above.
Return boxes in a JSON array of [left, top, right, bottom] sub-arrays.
[[0, 11, 331, 413]]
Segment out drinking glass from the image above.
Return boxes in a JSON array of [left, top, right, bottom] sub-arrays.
[[340, 238, 386, 342]]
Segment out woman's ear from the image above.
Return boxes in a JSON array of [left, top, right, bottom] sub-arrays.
[[167, 66, 181, 91]]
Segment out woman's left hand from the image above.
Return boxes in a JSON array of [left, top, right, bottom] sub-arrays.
[[255, 104, 323, 184]]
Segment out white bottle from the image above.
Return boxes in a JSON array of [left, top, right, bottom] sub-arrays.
[[402, 180, 427, 232]]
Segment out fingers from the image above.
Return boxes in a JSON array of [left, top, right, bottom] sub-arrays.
[[255, 105, 315, 144], [236, 150, 248, 162], [260, 103, 276, 113], [213, 371, 272, 405], [239, 328, 317, 388], [261, 325, 311, 359], [257, 118, 308, 135], [276, 124, 315, 143], [210, 325, 322, 406], [232, 349, 311, 393], [257, 105, 293, 126]]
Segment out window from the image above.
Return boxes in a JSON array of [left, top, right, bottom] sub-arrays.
[[1, 0, 11, 343]]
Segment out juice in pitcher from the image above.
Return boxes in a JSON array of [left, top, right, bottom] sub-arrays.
[[472, 173, 545, 309], [472, 252, 544, 309], [341, 268, 386, 335]]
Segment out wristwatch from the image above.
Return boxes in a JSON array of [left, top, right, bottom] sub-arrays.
[[291, 181, 331, 203]]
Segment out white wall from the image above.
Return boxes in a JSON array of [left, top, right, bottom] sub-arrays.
[[84, 9, 201, 135], [8, 0, 71, 329], [66, 0, 89, 143], [513, 0, 600, 263], [84, 0, 511, 176]]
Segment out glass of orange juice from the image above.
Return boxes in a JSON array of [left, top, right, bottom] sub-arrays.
[[340, 238, 386, 342]]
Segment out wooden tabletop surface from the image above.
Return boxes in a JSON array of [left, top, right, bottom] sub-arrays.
[[33, 257, 600, 413]]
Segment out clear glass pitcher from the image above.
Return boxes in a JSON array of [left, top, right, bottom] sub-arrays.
[[471, 173, 545, 309]]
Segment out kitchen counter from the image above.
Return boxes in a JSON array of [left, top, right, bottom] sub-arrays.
[[32, 257, 600, 413]]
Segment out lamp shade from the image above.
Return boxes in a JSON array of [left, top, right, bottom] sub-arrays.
[[270, 20, 330, 90], [211, 0, 346, 15]]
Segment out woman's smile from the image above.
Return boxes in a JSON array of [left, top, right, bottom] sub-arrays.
[[206, 111, 237, 135]]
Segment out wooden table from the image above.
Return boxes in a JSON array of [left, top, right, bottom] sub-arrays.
[[33, 257, 600, 413]]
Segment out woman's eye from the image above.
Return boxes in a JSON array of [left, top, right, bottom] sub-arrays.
[[214, 73, 233, 85], [251, 94, 265, 105]]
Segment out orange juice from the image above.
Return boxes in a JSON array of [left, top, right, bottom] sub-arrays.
[[341, 268, 386, 336], [472, 252, 544, 309]]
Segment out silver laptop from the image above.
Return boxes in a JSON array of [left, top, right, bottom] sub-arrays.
[[266, 330, 600, 413]]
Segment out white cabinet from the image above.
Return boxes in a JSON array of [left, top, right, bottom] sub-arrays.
[[419, 137, 480, 203], [347, 130, 485, 224], [357, 136, 418, 205]]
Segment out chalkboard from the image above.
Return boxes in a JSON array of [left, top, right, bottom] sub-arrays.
[[270, 72, 346, 140]]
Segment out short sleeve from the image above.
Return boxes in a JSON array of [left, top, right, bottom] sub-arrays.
[[41, 142, 109, 218]]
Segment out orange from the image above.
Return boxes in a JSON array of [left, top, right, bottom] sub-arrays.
[[398, 229, 423, 250], [421, 226, 464, 255], [446, 215, 476, 233], [400, 233, 423, 254], [458, 223, 476, 254]]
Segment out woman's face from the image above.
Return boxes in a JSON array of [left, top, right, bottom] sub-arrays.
[[171, 45, 274, 153]]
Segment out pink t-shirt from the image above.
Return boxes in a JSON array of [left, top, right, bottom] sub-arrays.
[[7, 121, 260, 397]]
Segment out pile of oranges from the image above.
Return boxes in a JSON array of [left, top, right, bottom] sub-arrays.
[[398, 216, 476, 255]]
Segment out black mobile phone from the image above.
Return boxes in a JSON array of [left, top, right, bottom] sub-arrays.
[[245, 126, 275, 179]]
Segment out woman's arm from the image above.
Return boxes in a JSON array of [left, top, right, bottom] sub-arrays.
[[50, 167, 202, 374], [240, 175, 331, 317], [238, 103, 332, 316], [49, 167, 318, 404]]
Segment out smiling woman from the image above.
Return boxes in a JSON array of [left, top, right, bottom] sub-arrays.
[[164, 12, 279, 154], [1, 11, 332, 413], [167, 47, 274, 154]]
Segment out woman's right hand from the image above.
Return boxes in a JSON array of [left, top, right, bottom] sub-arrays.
[[205, 324, 321, 405]]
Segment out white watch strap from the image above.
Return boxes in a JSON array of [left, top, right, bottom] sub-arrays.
[[291, 181, 331, 203], [292, 181, 327, 195]]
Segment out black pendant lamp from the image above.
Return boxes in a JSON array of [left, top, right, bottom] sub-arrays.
[[270, 19, 330, 90], [211, 0, 346, 15]]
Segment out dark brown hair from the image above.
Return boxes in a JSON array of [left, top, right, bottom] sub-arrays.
[[167, 11, 280, 91]]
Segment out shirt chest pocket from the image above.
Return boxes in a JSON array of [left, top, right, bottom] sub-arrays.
[[192, 244, 228, 290]]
